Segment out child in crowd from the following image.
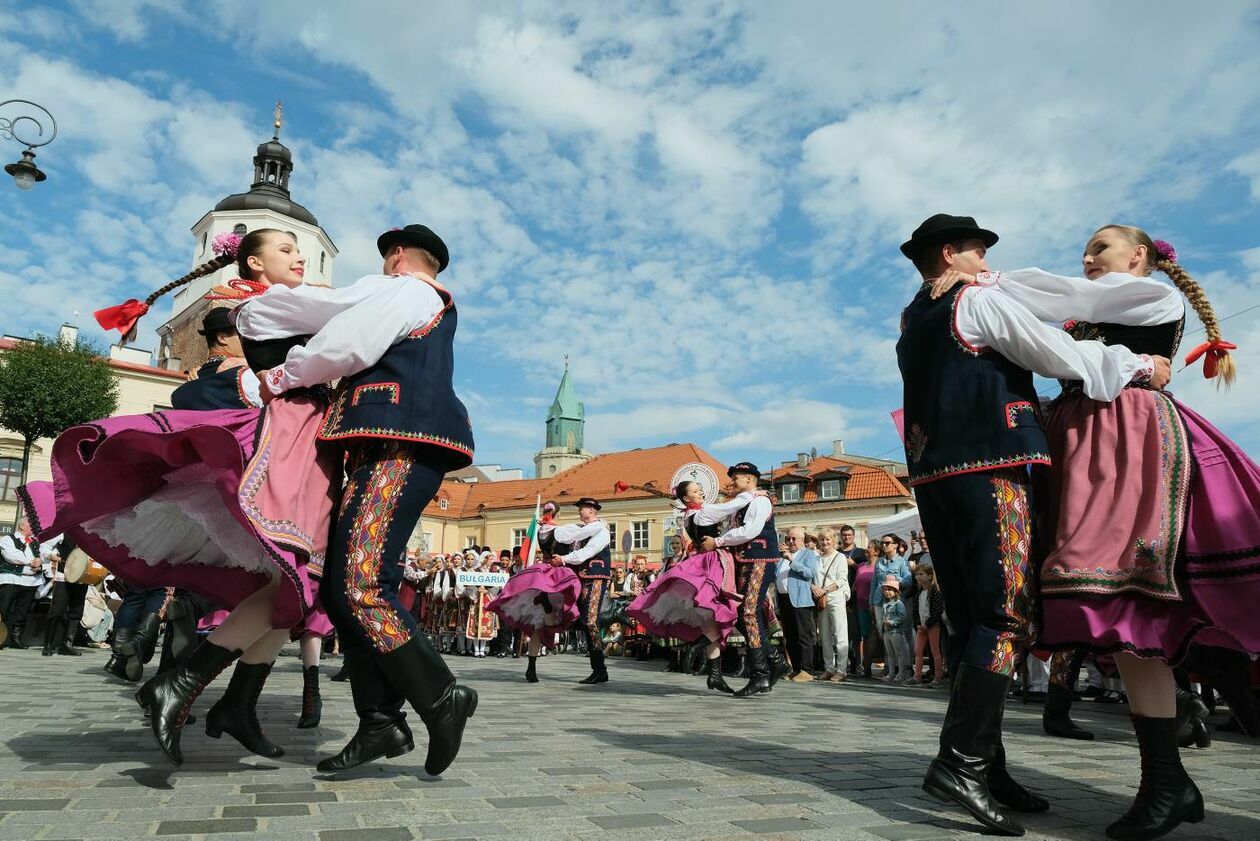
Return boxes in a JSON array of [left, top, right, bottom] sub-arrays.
[[911, 562, 946, 687], [879, 576, 911, 683]]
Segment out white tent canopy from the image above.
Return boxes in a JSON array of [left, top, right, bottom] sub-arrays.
[[865, 507, 921, 545]]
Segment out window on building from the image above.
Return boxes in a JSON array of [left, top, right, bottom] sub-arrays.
[[780, 483, 803, 503], [512, 528, 527, 549], [201, 232, 208, 255], [819, 479, 842, 501], [0, 457, 23, 502], [631, 521, 650, 550], [233, 223, 247, 235], [320, 251, 326, 273], [464, 536, 476, 549], [607, 523, 616, 550], [421, 532, 434, 552], [438, 498, 449, 510]]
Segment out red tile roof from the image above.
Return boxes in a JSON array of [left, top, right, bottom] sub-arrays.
[[0, 338, 184, 380], [769, 455, 910, 502]]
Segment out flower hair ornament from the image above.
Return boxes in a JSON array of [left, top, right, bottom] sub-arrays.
[[211, 232, 243, 259], [1152, 239, 1178, 264]]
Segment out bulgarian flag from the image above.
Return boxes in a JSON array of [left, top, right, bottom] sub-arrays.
[[520, 495, 542, 565]]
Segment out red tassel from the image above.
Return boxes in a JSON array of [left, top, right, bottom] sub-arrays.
[[613, 481, 630, 493], [94, 299, 150, 338], [1184, 339, 1237, 379]]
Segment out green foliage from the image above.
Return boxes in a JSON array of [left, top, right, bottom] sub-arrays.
[[0, 335, 119, 445]]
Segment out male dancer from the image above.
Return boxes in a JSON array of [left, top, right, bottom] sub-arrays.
[[699, 462, 782, 698], [897, 214, 1171, 836], [556, 497, 612, 684], [236, 224, 477, 775]]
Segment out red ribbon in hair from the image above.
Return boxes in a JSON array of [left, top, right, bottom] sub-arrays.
[[94, 299, 149, 339], [1184, 339, 1237, 379]]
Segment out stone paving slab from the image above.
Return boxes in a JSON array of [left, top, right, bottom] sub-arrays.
[[1, 647, 1258, 840]]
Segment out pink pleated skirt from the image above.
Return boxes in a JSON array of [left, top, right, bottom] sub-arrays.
[[487, 564, 581, 634], [627, 548, 741, 644]]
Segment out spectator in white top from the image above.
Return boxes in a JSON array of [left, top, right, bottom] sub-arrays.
[[0, 518, 44, 649], [813, 527, 851, 682]]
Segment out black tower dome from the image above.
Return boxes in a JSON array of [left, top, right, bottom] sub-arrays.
[[214, 103, 318, 226]]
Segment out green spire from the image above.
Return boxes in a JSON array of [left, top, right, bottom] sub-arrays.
[[545, 359, 585, 450]]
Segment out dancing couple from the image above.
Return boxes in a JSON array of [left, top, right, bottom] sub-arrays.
[[24, 223, 478, 775], [900, 213, 1257, 841]]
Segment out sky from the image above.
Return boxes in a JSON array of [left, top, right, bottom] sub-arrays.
[[1, 1, 1258, 474]]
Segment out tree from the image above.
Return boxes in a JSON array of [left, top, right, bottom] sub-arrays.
[[0, 335, 119, 524]]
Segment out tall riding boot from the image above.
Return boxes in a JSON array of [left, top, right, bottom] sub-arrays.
[[317, 649, 414, 773], [922, 664, 1025, 837], [1174, 688, 1211, 749], [1044, 682, 1094, 740], [733, 647, 771, 698], [1105, 716, 1204, 841], [706, 654, 734, 694], [42, 617, 63, 656], [766, 644, 789, 687], [579, 648, 609, 684], [8, 623, 27, 649], [665, 650, 683, 672], [205, 661, 285, 758], [376, 636, 477, 776], [297, 665, 322, 728], [135, 639, 240, 766], [58, 617, 82, 656], [688, 644, 707, 675], [165, 597, 201, 665], [105, 627, 134, 679], [989, 740, 1049, 813], [525, 655, 539, 683], [1181, 645, 1260, 736], [120, 613, 162, 682]]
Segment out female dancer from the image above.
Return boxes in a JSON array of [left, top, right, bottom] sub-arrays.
[[627, 480, 756, 694], [23, 229, 338, 765], [934, 225, 1258, 840], [487, 501, 581, 682]]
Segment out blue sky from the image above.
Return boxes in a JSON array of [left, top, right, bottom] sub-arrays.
[[1, 1, 1259, 473]]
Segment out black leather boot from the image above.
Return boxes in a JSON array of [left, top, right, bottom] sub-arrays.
[[733, 647, 771, 698], [1106, 716, 1204, 840], [164, 596, 201, 666], [1181, 645, 1260, 736], [921, 665, 1025, 837], [376, 636, 477, 776], [135, 639, 240, 766], [1044, 682, 1094, 740], [525, 655, 539, 683], [665, 651, 683, 672], [205, 661, 285, 757], [317, 649, 413, 773], [105, 627, 134, 679], [8, 623, 27, 649], [330, 661, 349, 682], [706, 654, 734, 694], [42, 617, 62, 656], [59, 622, 83, 655], [121, 613, 162, 681], [989, 742, 1049, 813], [1174, 688, 1211, 749], [297, 665, 322, 729], [767, 645, 789, 687], [579, 648, 609, 684]]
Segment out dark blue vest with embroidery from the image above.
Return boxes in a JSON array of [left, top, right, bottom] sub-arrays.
[[317, 282, 475, 469], [0, 535, 34, 576], [171, 360, 254, 411], [897, 285, 1050, 486], [1060, 318, 1183, 392], [730, 501, 780, 562], [573, 522, 611, 579]]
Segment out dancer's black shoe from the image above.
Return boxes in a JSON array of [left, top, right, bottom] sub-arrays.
[[733, 647, 771, 698], [1044, 682, 1094, 740], [135, 640, 240, 766], [579, 649, 609, 684], [706, 655, 734, 694], [378, 636, 477, 776], [205, 661, 285, 758], [297, 665, 322, 729], [525, 655, 539, 683], [1105, 716, 1204, 840]]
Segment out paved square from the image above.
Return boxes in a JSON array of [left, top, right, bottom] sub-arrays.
[[2, 648, 1257, 840]]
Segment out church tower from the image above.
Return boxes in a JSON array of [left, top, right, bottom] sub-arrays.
[[155, 103, 338, 371], [533, 362, 594, 478]]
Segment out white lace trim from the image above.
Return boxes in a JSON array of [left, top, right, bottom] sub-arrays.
[[82, 464, 277, 580], [640, 585, 714, 630], [497, 591, 570, 629]]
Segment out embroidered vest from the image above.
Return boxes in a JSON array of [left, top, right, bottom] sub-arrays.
[[171, 359, 255, 411], [897, 286, 1050, 486], [0, 535, 35, 576], [573, 521, 611, 579], [729, 500, 780, 562], [1060, 318, 1184, 392], [684, 515, 723, 544], [317, 281, 475, 469]]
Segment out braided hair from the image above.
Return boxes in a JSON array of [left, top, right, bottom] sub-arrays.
[[1095, 224, 1236, 387], [142, 253, 233, 308]]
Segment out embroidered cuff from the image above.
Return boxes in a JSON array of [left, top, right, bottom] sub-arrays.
[[265, 366, 289, 395], [975, 270, 1001, 287], [1133, 354, 1155, 384]]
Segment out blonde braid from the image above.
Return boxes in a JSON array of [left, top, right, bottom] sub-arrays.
[[1155, 257, 1236, 387], [143, 253, 234, 307]]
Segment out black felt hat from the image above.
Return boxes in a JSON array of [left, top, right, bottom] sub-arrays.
[[377, 224, 450, 273], [574, 497, 603, 511], [899, 214, 999, 261], [197, 307, 235, 336], [727, 462, 761, 478]]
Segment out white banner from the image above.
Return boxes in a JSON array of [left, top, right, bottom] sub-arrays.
[[457, 570, 509, 588]]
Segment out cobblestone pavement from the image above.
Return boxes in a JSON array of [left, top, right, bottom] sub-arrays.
[[1, 646, 1257, 841]]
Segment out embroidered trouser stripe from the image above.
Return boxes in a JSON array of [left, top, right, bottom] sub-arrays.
[[914, 467, 1037, 677], [735, 562, 774, 649], [577, 579, 606, 652], [321, 441, 445, 655]]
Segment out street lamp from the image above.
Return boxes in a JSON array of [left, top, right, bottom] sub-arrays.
[[1, 100, 57, 190]]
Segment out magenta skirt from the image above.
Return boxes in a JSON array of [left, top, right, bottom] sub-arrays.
[[1040, 388, 1260, 662], [487, 564, 581, 634], [627, 549, 741, 644], [21, 396, 338, 631]]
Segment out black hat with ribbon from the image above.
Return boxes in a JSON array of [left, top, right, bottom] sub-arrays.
[[899, 214, 999, 261], [377, 224, 450, 273]]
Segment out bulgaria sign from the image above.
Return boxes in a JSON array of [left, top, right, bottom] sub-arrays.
[[457, 571, 509, 588]]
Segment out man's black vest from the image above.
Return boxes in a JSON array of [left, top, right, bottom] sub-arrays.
[[0, 534, 37, 576], [171, 359, 255, 411], [573, 521, 611, 580], [317, 279, 474, 469], [896, 285, 1050, 486], [730, 500, 780, 562]]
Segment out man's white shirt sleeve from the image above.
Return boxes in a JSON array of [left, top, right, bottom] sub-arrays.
[[693, 492, 754, 527], [562, 522, 611, 565], [982, 269, 1184, 327], [715, 496, 771, 548]]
